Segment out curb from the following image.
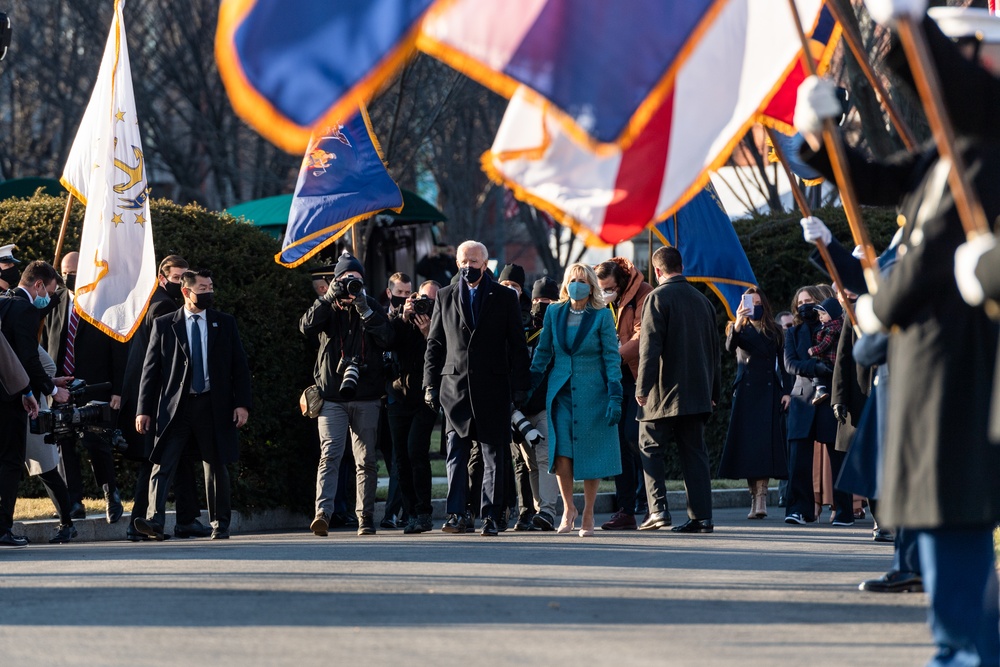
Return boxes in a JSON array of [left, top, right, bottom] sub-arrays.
[[16, 488, 777, 543]]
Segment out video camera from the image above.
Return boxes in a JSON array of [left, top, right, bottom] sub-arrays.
[[29, 379, 128, 451]]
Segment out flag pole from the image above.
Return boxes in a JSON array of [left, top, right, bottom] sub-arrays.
[[786, 0, 880, 294], [766, 126, 859, 330], [894, 17, 990, 239], [824, 0, 917, 151], [53, 193, 74, 268]]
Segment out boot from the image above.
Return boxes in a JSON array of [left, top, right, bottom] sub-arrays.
[[754, 479, 768, 518], [747, 480, 757, 520]]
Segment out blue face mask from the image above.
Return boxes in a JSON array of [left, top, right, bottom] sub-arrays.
[[33, 293, 51, 309], [567, 282, 590, 302]]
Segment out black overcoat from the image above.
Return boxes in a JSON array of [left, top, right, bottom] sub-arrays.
[[423, 271, 530, 445], [783, 322, 838, 444], [830, 326, 873, 453], [137, 308, 252, 465]]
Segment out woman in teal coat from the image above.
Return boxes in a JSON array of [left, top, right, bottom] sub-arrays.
[[530, 263, 622, 537]]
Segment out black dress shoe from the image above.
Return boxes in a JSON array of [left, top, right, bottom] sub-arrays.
[[211, 528, 231, 540], [859, 570, 923, 593], [441, 513, 467, 534], [480, 517, 499, 536], [69, 502, 87, 521], [0, 531, 28, 548], [134, 518, 166, 541], [104, 486, 123, 524], [174, 520, 213, 538], [513, 513, 534, 531], [379, 516, 398, 530], [49, 524, 78, 544], [638, 511, 672, 530], [532, 511, 555, 531], [671, 518, 714, 533], [126, 528, 149, 542]]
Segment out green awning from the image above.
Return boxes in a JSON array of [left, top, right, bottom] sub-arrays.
[[0, 177, 67, 200]]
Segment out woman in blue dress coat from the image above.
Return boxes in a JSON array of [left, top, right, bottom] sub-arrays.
[[530, 263, 622, 537], [717, 287, 788, 519]]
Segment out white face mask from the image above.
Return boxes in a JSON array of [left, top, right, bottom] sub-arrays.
[[602, 289, 618, 304]]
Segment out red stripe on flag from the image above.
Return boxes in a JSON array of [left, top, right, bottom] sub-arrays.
[[600, 89, 675, 244]]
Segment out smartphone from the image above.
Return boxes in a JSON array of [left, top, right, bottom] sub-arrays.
[[741, 294, 754, 311]]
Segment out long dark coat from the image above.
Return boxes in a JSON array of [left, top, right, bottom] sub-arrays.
[[138, 308, 252, 465], [971, 242, 1000, 441], [783, 322, 838, 444], [718, 324, 787, 479], [636, 276, 720, 420], [830, 326, 873, 453], [423, 270, 530, 446]]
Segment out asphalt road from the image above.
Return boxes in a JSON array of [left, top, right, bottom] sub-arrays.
[[0, 507, 930, 666]]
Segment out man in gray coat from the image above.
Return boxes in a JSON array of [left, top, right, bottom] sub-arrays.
[[635, 247, 720, 533]]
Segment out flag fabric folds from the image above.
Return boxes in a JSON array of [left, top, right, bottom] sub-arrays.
[[482, 0, 827, 247], [652, 186, 757, 320], [277, 106, 403, 268], [215, 0, 435, 153], [60, 0, 156, 343], [417, 0, 725, 151]]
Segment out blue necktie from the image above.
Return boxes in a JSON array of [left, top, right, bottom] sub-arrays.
[[468, 287, 477, 327], [190, 314, 205, 393]]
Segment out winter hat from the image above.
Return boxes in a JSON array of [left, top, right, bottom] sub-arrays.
[[531, 277, 559, 301], [334, 250, 364, 279], [498, 263, 526, 289], [815, 297, 843, 320]]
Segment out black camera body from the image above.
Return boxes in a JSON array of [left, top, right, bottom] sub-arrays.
[[333, 278, 364, 301], [336, 355, 367, 400], [411, 295, 434, 316], [29, 379, 127, 451]]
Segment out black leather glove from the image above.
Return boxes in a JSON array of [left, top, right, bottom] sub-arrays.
[[354, 289, 374, 319], [511, 390, 529, 410], [424, 387, 439, 412], [833, 403, 848, 424]]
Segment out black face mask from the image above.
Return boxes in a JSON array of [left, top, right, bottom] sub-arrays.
[[530, 302, 548, 326], [0, 266, 19, 288], [164, 280, 183, 301], [390, 295, 407, 309], [461, 266, 483, 284], [193, 292, 215, 310], [797, 303, 818, 322], [63, 273, 76, 292]]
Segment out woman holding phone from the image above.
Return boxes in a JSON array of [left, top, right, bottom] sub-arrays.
[[718, 287, 788, 518]]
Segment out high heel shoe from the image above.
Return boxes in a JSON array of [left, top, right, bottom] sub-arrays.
[[556, 510, 578, 533], [578, 526, 594, 537]]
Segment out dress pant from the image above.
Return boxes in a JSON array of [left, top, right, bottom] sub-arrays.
[[511, 410, 558, 518], [612, 375, 642, 515], [639, 414, 712, 520], [315, 399, 379, 519], [147, 394, 230, 530], [58, 431, 118, 503], [446, 429, 505, 520], [0, 400, 26, 533], [916, 527, 999, 667], [511, 441, 533, 517], [37, 468, 73, 524], [387, 402, 436, 517], [376, 401, 403, 519], [129, 451, 201, 530], [785, 438, 852, 522], [893, 526, 922, 575]]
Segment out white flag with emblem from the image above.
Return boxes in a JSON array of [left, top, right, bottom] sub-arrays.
[[60, 0, 156, 342]]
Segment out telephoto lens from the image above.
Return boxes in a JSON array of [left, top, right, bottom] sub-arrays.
[[511, 409, 542, 447], [339, 361, 361, 399]]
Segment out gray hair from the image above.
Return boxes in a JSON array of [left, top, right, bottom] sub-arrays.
[[456, 240, 488, 262]]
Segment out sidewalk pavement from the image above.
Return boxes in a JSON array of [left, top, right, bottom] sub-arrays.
[[15, 486, 778, 543]]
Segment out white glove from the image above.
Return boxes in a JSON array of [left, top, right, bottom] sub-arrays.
[[855, 294, 886, 335], [864, 0, 927, 26], [800, 216, 833, 246], [954, 233, 996, 307], [852, 245, 866, 260], [794, 76, 842, 135]]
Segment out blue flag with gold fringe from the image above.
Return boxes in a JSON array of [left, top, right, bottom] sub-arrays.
[[278, 106, 402, 267], [651, 185, 757, 319]]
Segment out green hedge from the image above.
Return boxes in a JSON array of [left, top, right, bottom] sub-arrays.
[[4, 193, 319, 514]]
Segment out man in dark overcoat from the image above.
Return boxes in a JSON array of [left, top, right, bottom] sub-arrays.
[[135, 269, 252, 540], [635, 246, 720, 534], [795, 6, 1000, 662], [423, 240, 530, 536]]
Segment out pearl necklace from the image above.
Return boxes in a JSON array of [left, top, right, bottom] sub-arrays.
[[569, 305, 585, 314]]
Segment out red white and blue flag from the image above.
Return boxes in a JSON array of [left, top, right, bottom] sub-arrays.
[[482, 0, 831, 247]]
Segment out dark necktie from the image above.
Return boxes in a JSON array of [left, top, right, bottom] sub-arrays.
[[468, 287, 477, 327], [63, 307, 79, 376], [190, 314, 205, 393]]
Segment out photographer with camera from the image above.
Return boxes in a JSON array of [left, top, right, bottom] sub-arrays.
[[300, 251, 393, 537], [0, 260, 70, 548], [43, 251, 127, 524], [385, 280, 440, 534]]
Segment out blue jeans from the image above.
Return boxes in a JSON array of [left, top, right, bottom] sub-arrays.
[[917, 527, 999, 667]]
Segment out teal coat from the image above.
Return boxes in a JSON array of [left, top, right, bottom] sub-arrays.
[[530, 302, 622, 480]]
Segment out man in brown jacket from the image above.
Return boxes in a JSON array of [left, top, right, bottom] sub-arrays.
[[595, 257, 652, 530]]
